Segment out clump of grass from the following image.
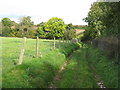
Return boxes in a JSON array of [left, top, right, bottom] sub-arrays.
[[59, 42, 80, 57]]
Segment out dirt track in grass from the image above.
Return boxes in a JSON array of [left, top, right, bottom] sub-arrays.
[[48, 48, 106, 89], [48, 50, 74, 89]]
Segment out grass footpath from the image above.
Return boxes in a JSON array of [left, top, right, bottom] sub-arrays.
[[50, 44, 118, 88], [2, 37, 118, 88], [53, 48, 98, 88]]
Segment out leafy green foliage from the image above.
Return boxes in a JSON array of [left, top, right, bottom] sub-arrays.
[[19, 16, 34, 26], [64, 23, 76, 40], [1, 17, 36, 38], [1, 18, 14, 37], [16, 16, 35, 38], [2, 18, 13, 27], [44, 17, 66, 39], [37, 22, 46, 38], [83, 2, 120, 41]]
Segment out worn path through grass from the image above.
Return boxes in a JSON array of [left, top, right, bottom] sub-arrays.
[[49, 50, 75, 88], [48, 47, 98, 88], [48, 44, 118, 88]]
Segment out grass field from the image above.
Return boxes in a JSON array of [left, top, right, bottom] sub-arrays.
[[2, 37, 76, 73], [2, 37, 55, 74]]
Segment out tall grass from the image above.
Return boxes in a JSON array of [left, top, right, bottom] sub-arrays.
[[81, 45, 118, 88], [54, 43, 118, 88], [2, 37, 54, 74], [2, 37, 79, 88], [54, 49, 98, 88]]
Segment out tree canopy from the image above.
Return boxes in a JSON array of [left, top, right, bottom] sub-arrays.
[[44, 17, 66, 38], [16, 16, 35, 38], [2, 18, 13, 27], [82, 2, 120, 41]]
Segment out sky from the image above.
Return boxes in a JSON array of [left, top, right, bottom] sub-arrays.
[[0, 0, 97, 25]]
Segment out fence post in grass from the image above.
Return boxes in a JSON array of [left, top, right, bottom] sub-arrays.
[[18, 37, 26, 65], [59, 38, 60, 48], [36, 36, 39, 57], [54, 37, 55, 49]]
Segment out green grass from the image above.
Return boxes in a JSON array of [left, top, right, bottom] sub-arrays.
[[53, 43, 118, 88], [2, 37, 118, 88], [3, 50, 65, 88], [2, 37, 75, 74], [80, 45, 118, 88], [2, 37, 56, 74], [54, 48, 98, 88], [2, 37, 79, 88]]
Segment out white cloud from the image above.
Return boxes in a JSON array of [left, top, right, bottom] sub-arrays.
[[0, 0, 96, 25]]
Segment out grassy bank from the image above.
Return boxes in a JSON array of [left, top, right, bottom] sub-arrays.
[[84, 45, 118, 88], [2, 37, 79, 88], [54, 48, 98, 88], [53, 44, 118, 88]]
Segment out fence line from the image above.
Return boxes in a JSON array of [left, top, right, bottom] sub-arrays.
[[17, 37, 80, 65]]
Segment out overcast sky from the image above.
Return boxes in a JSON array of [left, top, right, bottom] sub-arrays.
[[0, 0, 96, 25]]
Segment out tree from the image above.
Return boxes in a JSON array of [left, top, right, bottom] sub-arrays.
[[37, 22, 46, 38], [82, 2, 120, 41], [16, 16, 35, 38], [64, 23, 76, 40], [19, 16, 34, 26], [44, 17, 66, 39], [1, 18, 14, 36], [2, 18, 13, 27]]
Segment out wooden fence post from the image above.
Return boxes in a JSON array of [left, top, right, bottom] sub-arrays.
[[36, 36, 39, 57], [54, 37, 55, 49], [18, 37, 26, 65], [63, 39, 64, 43], [59, 38, 60, 48]]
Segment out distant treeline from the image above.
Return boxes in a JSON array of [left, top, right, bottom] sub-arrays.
[[0, 17, 86, 39]]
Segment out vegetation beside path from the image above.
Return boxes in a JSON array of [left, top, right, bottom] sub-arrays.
[[54, 44, 118, 88], [52, 48, 98, 88], [2, 37, 118, 88], [2, 37, 79, 88]]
